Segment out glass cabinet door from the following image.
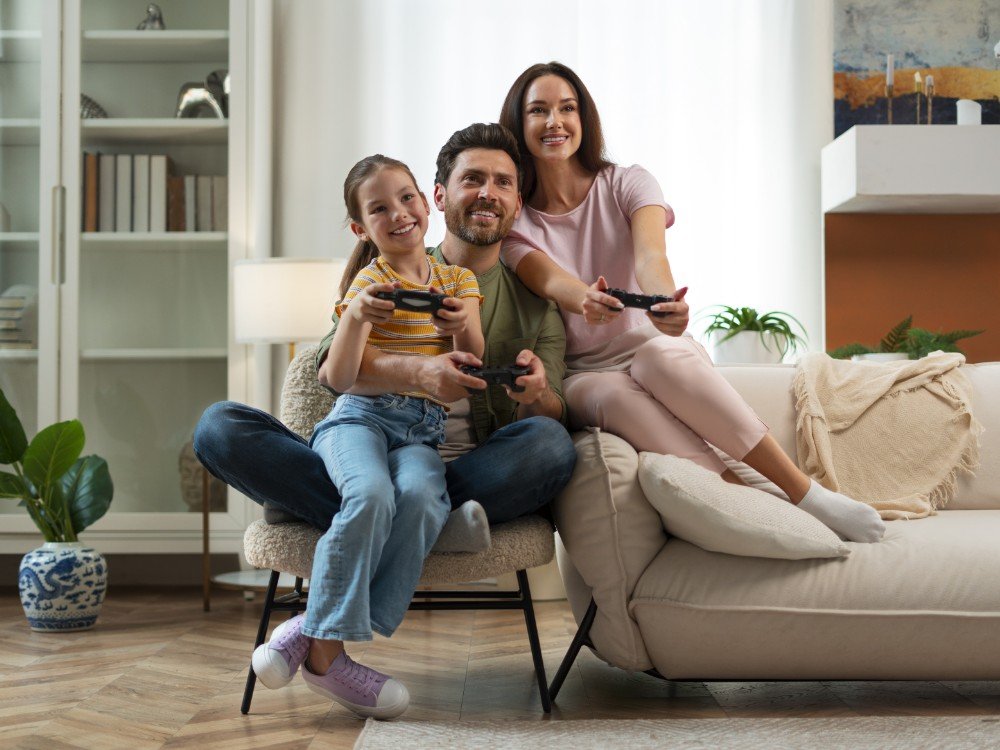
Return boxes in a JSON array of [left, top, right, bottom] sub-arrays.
[[0, 0, 60, 525], [63, 0, 230, 524]]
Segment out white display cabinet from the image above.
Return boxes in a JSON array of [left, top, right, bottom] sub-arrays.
[[0, 0, 267, 555]]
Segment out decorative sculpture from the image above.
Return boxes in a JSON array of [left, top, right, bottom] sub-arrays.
[[136, 3, 166, 30], [175, 70, 230, 118], [80, 94, 108, 119]]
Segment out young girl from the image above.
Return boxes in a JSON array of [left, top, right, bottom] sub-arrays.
[[497, 62, 885, 545], [251, 155, 484, 720]]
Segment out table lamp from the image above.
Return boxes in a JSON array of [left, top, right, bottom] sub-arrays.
[[233, 257, 344, 360]]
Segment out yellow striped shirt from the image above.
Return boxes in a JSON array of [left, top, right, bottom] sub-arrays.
[[335, 255, 482, 358]]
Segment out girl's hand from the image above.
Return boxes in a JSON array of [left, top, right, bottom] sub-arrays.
[[582, 276, 624, 326], [349, 281, 399, 324], [429, 285, 468, 335], [649, 286, 689, 336]]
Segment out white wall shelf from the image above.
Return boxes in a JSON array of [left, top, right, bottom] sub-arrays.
[[80, 347, 227, 361], [82, 30, 228, 62], [0, 119, 41, 145], [81, 118, 228, 145], [0, 30, 41, 61], [822, 125, 1000, 214], [82, 232, 227, 251]]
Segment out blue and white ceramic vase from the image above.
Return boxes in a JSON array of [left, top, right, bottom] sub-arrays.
[[18, 542, 108, 632]]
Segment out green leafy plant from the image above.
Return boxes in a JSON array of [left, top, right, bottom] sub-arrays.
[[0, 388, 113, 542], [905, 327, 985, 359], [828, 315, 984, 360], [698, 306, 808, 358]]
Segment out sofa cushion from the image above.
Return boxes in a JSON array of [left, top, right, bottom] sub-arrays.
[[952, 362, 1000, 509], [551, 429, 664, 672], [638, 453, 849, 560], [630, 509, 1000, 680]]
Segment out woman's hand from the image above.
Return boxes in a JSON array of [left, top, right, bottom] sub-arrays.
[[582, 276, 624, 326], [348, 282, 399, 324], [429, 285, 469, 336], [649, 286, 689, 336]]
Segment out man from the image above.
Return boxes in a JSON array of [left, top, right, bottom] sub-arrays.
[[193, 123, 576, 718], [195, 122, 574, 536]]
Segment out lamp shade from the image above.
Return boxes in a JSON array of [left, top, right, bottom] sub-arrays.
[[233, 258, 344, 343]]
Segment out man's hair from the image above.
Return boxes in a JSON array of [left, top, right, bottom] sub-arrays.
[[435, 123, 523, 191]]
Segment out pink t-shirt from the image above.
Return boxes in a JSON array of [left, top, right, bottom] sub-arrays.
[[501, 164, 674, 359]]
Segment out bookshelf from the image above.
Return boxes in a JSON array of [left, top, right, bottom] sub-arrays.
[[0, 0, 259, 556]]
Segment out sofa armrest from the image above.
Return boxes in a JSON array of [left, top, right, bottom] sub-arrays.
[[552, 428, 667, 672]]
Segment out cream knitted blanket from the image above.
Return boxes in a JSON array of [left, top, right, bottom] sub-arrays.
[[793, 352, 982, 519]]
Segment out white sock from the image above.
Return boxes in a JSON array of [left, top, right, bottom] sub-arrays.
[[797, 480, 886, 543], [432, 500, 491, 553]]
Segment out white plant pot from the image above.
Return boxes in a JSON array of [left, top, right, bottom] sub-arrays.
[[851, 353, 909, 362], [18, 542, 108, 631], [710, 330, 788, 364]]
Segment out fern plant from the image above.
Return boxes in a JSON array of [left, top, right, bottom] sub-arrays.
[[699, 306, 808, 358], [829, 315, 984, 360], [906, 327, 985, 359], [828, 315, 912, 359]]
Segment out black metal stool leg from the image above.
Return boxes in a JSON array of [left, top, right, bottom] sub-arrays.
[[241, 570, 281, 715], [516, 570, 552, 713], [549, 597, 597, 703]]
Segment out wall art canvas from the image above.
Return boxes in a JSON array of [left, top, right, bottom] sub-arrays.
[[834, 0, 1000, 135]]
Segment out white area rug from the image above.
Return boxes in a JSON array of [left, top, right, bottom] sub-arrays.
[[354, 717, 1000, 749]]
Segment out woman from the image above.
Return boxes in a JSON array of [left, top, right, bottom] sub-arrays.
[[498, 61, 884, 543]]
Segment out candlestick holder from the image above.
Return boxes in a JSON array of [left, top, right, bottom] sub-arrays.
[[885, 83, 894, 124], [927, 84, 935, 124], [916, 91, 922, 124]]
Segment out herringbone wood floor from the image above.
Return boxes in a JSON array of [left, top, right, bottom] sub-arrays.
[[3, 587, 1000, 749]]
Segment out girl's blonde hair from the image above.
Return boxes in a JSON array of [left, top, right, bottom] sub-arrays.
[[340, 154, 423, 298]]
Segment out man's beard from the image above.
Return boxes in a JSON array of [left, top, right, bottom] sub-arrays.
[[444, 199, 515, 246]]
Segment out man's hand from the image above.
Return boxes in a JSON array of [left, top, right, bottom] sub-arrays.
[[649, 286, 689, 336], [416, 350, 484, 403], [505, 350, 549, 405]]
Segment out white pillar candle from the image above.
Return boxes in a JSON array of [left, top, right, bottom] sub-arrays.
[[914, 71, 922, 91], [956, 99, 982, 125], [925, 74, 934, 90], [886, 54, 894, 85]]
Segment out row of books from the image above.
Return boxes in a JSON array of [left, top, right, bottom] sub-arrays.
[[0, 284, 38, 348], [81, 153, 228, 233]]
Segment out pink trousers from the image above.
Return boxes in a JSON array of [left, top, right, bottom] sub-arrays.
[[563, 335, 769, 474]]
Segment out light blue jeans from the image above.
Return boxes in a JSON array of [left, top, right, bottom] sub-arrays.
[[306, 393, 450, 641]]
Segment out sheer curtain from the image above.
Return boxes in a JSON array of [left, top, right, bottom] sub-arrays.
[[273, 0, 833, 348]]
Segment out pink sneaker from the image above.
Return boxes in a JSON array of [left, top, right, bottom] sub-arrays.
[[302, 651, 410, 720], [251, 614, 308, 689]]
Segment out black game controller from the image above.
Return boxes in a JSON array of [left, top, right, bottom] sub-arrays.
[[604, 288, 673, 318], [374, 289, 448, 315], [460, 364, 530, 393]]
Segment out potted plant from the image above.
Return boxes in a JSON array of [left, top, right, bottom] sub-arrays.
[[828, 315, 984, 361], [0, 388, 114, 631], [699, 306, 808, 364]]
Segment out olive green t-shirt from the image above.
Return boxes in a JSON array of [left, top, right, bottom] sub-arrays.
[[316, 246, 567, 445]]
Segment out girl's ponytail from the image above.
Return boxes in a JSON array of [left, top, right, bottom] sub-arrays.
[[339, 237, 379, 299]]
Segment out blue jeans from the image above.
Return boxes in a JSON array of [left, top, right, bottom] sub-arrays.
[[306, 394, 449, 640], [193, 401, 577, 637], [194, 402, 576, 527]]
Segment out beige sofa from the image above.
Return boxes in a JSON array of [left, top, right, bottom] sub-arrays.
[[552, 362, 1000, 682]]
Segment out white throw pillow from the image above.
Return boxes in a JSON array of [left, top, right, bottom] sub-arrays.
[[638, 453, 850, 560]]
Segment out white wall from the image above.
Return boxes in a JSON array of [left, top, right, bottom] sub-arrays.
[[272, 0, 833, 351]]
